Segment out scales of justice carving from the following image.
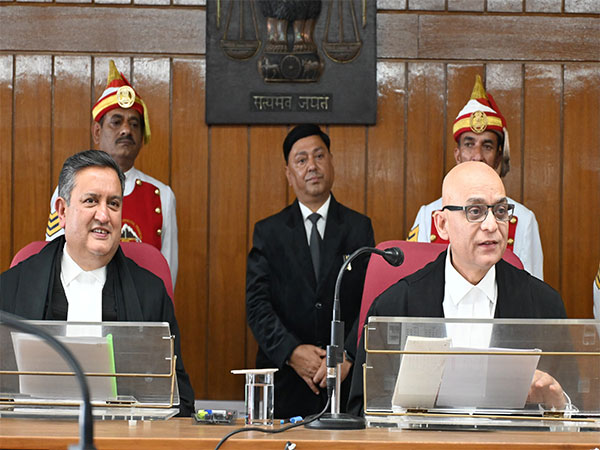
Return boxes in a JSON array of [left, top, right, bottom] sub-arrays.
[[216, 0, 366, 83]]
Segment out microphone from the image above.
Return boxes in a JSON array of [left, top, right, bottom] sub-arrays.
[[378, 247, 404, 267], [0, 311, 96, 450], [305, 246, 404, 430]]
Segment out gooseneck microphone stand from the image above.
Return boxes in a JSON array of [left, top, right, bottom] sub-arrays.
[[0, 311, 96, 450], [305, 246, 404, 430]]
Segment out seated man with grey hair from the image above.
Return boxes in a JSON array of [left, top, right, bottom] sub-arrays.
[[348, 161, 568, 416], [0, 150, 194, 416]]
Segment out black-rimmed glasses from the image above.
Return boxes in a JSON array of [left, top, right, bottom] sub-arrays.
[[442, 203, 515, 223]]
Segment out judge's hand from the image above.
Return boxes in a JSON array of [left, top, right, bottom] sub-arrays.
[[288, 344, 326, 395], [527, 369, 566, 409], [314, 353, 353, 389]]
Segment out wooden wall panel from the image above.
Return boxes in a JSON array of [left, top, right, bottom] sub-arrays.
[[487, 64, 523, 203], [0, 6, 205, 55], [405, 63, 445, 233], [408, 0, 444, 10], [133, 58, 171, 184], [565, 0, 600, 13], [52, 56, 92, 188], [171, 58, 209, 398], [245, 125, 289, 367], [526, 0, 562, 13], [12, 55, 52, 251], [2, 7, 597, 61], [327, 126, 367, 214], [562, 65, 600, 318], [448, 0, 484, 11], [0, 56, 13, 269], [523, 64, 562, 289], [207, 126, 248, 399], [378, 0, 407, 9], [376, 14, 418, 60], [418, 16, 599, 61], [488, 0, 523, 12], [367, 61, 406, 242]]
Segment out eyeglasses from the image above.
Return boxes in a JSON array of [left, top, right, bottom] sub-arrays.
[[442, 203, 515, 223]]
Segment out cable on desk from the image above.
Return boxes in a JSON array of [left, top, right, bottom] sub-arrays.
[[214, 396, 331, 450]]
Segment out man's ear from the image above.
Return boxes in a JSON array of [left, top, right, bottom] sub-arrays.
[[56, 197, 68, 229], [453, 146, 461, 165], [433, 210, 450, 241], [91, 121, 102, 146], [284, 164, 291, 186]]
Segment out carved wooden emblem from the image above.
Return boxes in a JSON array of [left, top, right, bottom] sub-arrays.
[[206, 0, 377, 124]]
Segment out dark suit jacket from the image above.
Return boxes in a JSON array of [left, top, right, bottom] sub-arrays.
[[347, 250, 567, 416], [246, 195, 374, 418], [0, 237, 195, 417]]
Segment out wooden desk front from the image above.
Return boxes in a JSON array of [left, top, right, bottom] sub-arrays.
[[0, 418, 598, 450]]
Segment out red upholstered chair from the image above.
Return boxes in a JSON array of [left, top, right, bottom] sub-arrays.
[[356, 240, 524, 347], [10, 241, 48, 268], [120, 241, 175, 302], [10, 240, 174, 302]]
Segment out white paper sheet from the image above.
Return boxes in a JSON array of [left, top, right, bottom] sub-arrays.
[[12, 332, 117, 401], [436, 347, 541, 409], [392, 336, 452, 409]]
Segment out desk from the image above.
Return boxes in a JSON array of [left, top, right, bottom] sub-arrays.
[[0, 418, 598, 449]]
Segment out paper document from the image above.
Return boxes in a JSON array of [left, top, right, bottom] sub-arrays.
[[392, 336, 452, 409], [12, 332, 117, 401], [436, 347, 541, 409]]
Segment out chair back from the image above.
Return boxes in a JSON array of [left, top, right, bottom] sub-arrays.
[[120, 241, 175, 302], [10, 241, 48, 268], [357, 240, 524, 348], [10, 240, 174, 302]]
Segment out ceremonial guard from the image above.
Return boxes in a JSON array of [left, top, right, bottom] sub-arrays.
[[408, 75, 544, 280]]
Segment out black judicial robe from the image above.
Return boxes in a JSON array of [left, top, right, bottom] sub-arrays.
[[347, 250, 567, 417], [0, 236, 194, 417]]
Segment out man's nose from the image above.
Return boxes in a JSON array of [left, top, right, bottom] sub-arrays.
[[119, 122, 132, 136], [95, 203, 109, 223], [480, 207, 498, 231], [470, 146, 484, 161]]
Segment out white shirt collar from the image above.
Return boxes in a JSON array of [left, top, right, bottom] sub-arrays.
[[122, 166, 138, 196], [298, 194, 331, 223], [61, 243, 107, 287], [444, 246, 497, 312], [298, 195, 331, 243]]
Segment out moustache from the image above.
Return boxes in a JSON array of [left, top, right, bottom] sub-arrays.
[[116, 136, 135, 145], [304, 172, 322, 182]]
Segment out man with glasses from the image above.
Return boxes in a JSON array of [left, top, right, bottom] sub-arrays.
[[347, 161, 567, 416], [408, 75, 544, 280]]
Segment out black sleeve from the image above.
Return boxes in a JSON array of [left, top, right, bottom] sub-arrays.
[[246, 222, 301, 368], [160, 291, 195, 417]]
